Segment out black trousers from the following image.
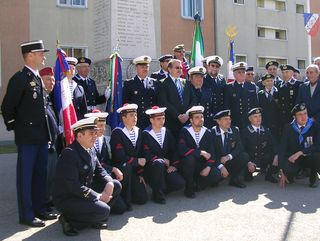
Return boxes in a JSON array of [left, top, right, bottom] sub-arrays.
[[181, 155, 222, 192], [282, 152, 320, 182], [224, 152, 249, 179], [55, 179, 121, 229], [144, 160, 185, 193]]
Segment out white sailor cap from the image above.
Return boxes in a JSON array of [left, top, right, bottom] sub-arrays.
[[20, 40, 49, 54], [188, 66, 206, 76], [206, 55, 223, 66], [84, 109, 109, 121], [186, 105, 205, 116], [71, 117, 98, 132], [232, 62, 247, 72], [66, 57, 78, 66], [116, 103, 138, 114], [145, 106, 167, 117], [133, 55, 152, 65]]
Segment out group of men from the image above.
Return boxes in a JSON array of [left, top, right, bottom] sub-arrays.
[[1, 40, 320, 236]]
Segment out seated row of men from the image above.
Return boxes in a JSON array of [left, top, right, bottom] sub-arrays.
[[52, 102, 320, 236]]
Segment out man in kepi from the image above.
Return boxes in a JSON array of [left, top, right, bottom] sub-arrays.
[[53, 117, 122, 236], [1, 40, 57, 227], [279, 103, 320, 188]]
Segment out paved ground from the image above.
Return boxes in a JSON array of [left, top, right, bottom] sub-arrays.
[[0, 153, 319, 241]]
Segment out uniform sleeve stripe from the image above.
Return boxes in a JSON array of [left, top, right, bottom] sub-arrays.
[[183, 149, 195, 157], [127, 157, 134, 164]]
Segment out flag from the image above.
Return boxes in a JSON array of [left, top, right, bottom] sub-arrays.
[[191, 13, 204, 67], [106, 52, 123, 130], [227, 40, 235, 83], [53, 48, 77, 145], [304, 13, 320, 37]]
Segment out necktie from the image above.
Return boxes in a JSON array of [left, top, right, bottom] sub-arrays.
[[141, 79, 145, 89], [223, 132, 228, 153], [267, 91, 272, 102], [300, 126, 304, 132], [257, 128, 260, 134], [95, 139, 100, 153], [175, 79, 183, 102]]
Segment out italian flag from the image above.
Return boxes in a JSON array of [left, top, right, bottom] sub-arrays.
[[191, 13, 204, 67]]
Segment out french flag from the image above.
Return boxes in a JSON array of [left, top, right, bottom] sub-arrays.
[[304, 13, 320, 37], [53, 49, 77, 145], [227, 40, 235, 83]]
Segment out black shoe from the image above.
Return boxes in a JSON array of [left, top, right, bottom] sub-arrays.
[[126, 204, 133, 211], [91, 222, 108, 229], [309, 175, 319, 188], [184, 189, 195, 198], [35, 212, 58, 221], [244, 173, 254, 182], [152, 191, 166, 204], [20, 217, 45, 227], [229, 178, 246, 188], [265, 174, 278, 183], [59, 215, 79, 236]]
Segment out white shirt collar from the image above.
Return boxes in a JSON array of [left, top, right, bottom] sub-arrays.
[[25, 65, 40, 77]]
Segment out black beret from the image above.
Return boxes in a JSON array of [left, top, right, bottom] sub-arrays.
[[280, 64, 295, 71], [261, 73, 274, 81], [265, 61, 279, 69], [291, 103, 307, 116]]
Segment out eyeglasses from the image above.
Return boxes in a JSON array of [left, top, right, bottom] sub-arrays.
[[246, 73, 254, 76]]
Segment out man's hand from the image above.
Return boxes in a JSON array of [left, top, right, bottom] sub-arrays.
[[220, 155, 230, 164], [279, 170, 289, 188], [200, 166, 211, 177], [138, 158, 146, 166], [100, 182, 114, 203], [167, 166, 177, 173], [112, 167, 123, 181], [139, 176, 146, 187], [178, 114, 189, 124], [272, 155, 279, 166], [200, 150, 211, 160], [288, 151, 303, 163], [164, 158, 170, 167], [248, 162, 256, 173], [220, 166, 229, 178], [99, 193, 112, 203]]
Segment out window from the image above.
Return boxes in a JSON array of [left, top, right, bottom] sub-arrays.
[[296, 4, 304, 14], [61, 46, 88, 59], [275, 1, 286, 11], [258, 57, 287, 68], [257, 0, 286, 11], [297, 59, 306, 69], [234, 0, 245, 4], [235, 54, 247, 63], [257, 0, 264, 8], [257, 26, 287, 40], [181, 0, 204, 19], [57, 0, 87, 8]]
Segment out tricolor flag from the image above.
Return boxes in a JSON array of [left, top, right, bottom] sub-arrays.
[[106, 52, 123, 130], [53, 48, 77, 145], [191, 13, 204, 67], [304, 13, 320, 37], [227, 40, 235, 83]]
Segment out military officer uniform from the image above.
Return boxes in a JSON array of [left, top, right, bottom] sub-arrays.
[[73, 57, 106, 112], [211, 110, 249, 188], [122, 56, 159, 130], [1, 40, 52, 227], [178, 106, 222, 198], [223, 62, 259, 129], [258, 74, 282, 143], [241, 108, 278, 183], [151, 54, 173, 81], [256, 61, 283, 90], [203, 56, 226, 121], [277, 65, 301, 127], [53, 117, 122, 235], [110, 104, 148, 209], [142, 107, 185, 203], [279, 104, 320, 187]]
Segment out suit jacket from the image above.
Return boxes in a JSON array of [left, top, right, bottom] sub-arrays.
[[279, 120, 320, 168], [52, 140, 113, 204], [158, 76, 196, 132], [223, 81, 259, 129], [296, 80, 320, 122], [211, 126, 244, 159], [1, 66, 49, 144], [277, 79, 301, 126], [203, 74, 226, 117], [178, 125, 218, 168], [72, 83, 88, 120], [241, 125, 275, 162], [122, 75, 158, 129], [73, 74, 106, 107], [110, 126, 144, 174], [142, 126, 179, 167]]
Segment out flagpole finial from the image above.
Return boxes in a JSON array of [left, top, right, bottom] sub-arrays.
[[194, 12, 201, 21], [226, 25, 238, 41], [56, 40, 60, 48]]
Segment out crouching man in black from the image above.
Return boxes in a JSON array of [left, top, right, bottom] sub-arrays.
[[211, 110, 248, 188], [241, 108, 278, 183], [53, 117, 121, 236], [178, 106, 222, 198], [279, 103, 320, 188]]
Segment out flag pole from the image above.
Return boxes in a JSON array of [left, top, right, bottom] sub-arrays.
[[306, 0, 312, 63]]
